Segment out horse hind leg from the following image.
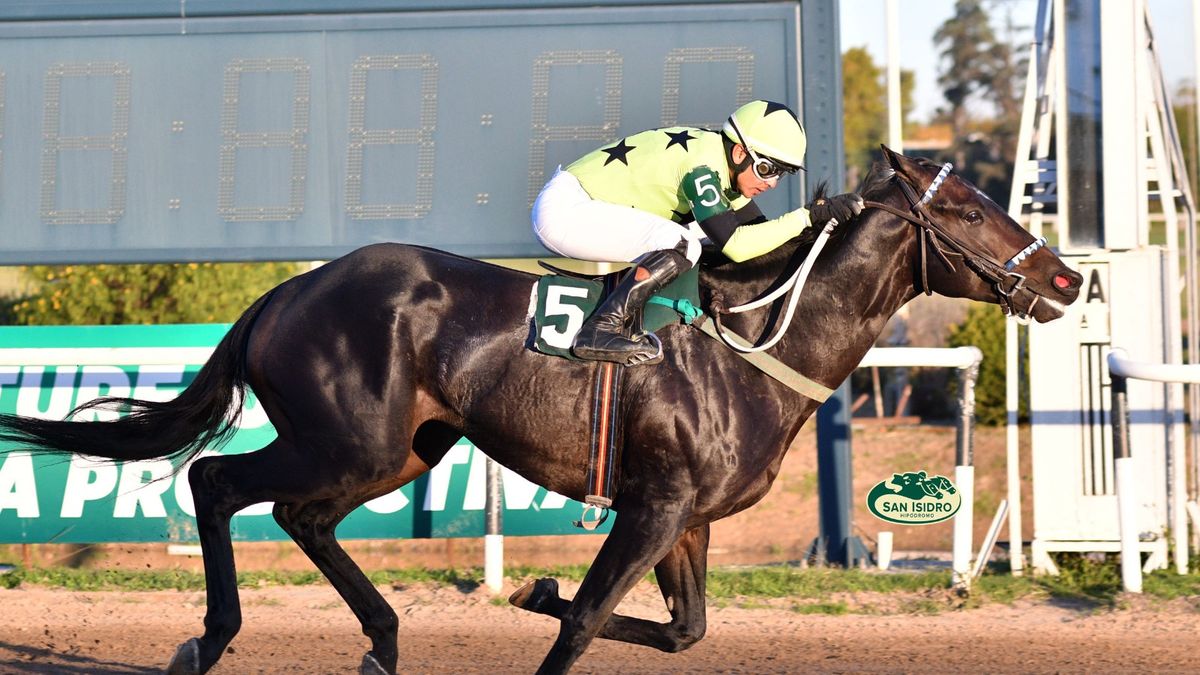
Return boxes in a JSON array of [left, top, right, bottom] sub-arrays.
[[271, 425, 459, 675], [510, 523, 710, 653], [272, 498, 398, 675], [167, 440, 317, 675]]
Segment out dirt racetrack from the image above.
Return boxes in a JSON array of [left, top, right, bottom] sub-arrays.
[[4, 426, 1200, 673], [3, 578, 1200, 674]]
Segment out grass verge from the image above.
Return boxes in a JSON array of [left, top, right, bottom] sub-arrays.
[[3, 557, 1197, 616]]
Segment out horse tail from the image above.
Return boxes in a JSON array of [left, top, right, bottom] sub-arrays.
[[0, 288, 277, 465]]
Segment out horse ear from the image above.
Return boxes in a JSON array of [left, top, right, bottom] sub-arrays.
[[879, 144, 924, 184], [880, 144, 902, 171]]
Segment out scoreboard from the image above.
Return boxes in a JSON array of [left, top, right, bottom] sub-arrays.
[[0, 1, 841, 263]]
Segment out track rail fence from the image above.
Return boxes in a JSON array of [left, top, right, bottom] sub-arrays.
[[1108, 348, 1200, 592]]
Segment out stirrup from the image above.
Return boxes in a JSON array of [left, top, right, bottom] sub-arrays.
[[573, 495, 612, 531], [623, 332, 663, 366]]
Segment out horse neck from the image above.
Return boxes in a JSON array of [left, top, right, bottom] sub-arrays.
[[702, 206, 918, 389]]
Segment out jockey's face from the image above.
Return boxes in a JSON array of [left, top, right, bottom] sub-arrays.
[[731, 144, 780, 198]]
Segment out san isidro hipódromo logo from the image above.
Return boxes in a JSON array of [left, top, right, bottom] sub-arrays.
[[866, 470, 961, 525]]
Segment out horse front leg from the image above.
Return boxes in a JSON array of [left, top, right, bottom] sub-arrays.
[[530, 504, 689, 674], [511, 523, 709, 653]]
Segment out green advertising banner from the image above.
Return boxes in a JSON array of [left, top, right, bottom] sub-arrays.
[[0, 325, 611, 543]]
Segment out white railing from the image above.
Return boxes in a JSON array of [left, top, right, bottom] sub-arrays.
[[1107, 348, 1200, 592]]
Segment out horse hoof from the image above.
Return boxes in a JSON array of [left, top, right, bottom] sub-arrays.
[[166, 638, 201, 675], [360, 652, 390, 675], [508, 577, 558, 612]]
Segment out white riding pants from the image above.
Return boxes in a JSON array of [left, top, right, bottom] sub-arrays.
[[531, 168, 703, 265]]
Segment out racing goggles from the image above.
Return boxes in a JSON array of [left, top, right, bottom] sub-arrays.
[[728, 117, 802, 181]]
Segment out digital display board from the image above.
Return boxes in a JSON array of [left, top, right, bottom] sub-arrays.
[[0, 3, 827, 263]]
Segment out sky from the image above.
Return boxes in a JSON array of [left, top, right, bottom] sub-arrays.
[[839, 0, 1195, 123]]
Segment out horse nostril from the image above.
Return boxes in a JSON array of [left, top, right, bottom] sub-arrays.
[[1053, 273, 1079, 291]]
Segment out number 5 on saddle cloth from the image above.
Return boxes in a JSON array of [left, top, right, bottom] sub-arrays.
[[526, 264, 702, 528], [528, 264, 703, 360]]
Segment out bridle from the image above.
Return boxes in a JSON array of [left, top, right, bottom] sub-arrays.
[[710, 162, 1049, 353], [862, 162, 1047, 323]]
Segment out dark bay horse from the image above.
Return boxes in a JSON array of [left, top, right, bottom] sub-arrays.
[[0, 147, 1082, 674]]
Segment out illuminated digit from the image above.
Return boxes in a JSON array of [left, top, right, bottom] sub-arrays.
[[660, 47, 755, 128], [40, 62, 130, 225], [527, 51, 622, 205], [345, 54, 438, 220], [218, 57, 310, 222]]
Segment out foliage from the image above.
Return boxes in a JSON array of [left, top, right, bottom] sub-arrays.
[[842, 47, 915, 184], [3, 262, 304, 325], [931, 0, 1025, 199], [945, 302, 1024, 426]]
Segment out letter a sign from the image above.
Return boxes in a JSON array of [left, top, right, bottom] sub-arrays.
[[1076, 262, 1111, 344]]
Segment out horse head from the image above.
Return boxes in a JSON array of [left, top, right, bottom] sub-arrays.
[[876, 145, 1082, 322]]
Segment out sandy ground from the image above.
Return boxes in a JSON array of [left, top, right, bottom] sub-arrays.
[[3, 426, 1195, 673], [2, 579, 1200, 674]]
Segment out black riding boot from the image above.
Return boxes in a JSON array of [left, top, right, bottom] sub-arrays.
[[571, 248, 690, 366]]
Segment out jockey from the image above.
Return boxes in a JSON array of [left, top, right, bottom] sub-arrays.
[[531, 99, 863, 366]]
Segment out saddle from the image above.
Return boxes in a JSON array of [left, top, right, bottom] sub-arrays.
[[528, 262, 703, 360]]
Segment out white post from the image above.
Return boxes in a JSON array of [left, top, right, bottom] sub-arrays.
[[952, 357, 980, 590], [952, 464, 975, 588], [1005, 320, 1024, 575], [484, 458, 504, 592], [1115, 456, 1144, 593], [885, 0, 902, 151]]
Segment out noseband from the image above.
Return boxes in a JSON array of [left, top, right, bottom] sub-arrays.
[[862, 163, 1047, 322]]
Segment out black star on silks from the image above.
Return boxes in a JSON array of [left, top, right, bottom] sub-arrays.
[[664, 130, 696, 151], [763, 101, 791, 117], [671, 209, 692, 223], [601, 139, 636, 166]]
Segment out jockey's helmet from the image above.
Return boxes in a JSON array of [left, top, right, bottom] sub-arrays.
[[722, 100, 807, 174]]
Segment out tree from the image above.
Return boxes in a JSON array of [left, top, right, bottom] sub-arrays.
[[4, 262, 304, 325], [945, 301, 1027, 426], [931, 0, 1025, 198], [842, 46, 915, 186]]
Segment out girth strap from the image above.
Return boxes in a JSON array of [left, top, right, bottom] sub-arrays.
[[575, 361, 622, 530]]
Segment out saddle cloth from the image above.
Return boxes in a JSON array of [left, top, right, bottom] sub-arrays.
[[528, 264, 703, 360]]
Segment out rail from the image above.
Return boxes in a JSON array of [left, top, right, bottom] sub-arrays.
[[1107, 348, 1200, 592]]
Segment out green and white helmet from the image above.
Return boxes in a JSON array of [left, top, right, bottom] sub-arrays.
[[722, 100, 807, 170]]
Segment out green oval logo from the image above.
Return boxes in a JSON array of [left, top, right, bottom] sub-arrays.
[[866, 470, 961, 525]]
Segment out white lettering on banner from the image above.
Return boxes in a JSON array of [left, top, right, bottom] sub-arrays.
[[462, 447, 573, 511], [502, 466, 540, 510], [61, 456, 118, 518], [424, 444, 470, 511], [0, 452, 39, 517], [131, 366, 184, 403], [463, 447, 486, 510], [75, 366, 131, 422], [237, 393, 270, 429], [113, 460, 174, 518], [17, 366, 78, 420], [235, 501, 274, 516], [540, 490, 568, 509], [364, 488, 410, 514]]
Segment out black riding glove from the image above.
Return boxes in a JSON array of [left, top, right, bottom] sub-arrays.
[[807, 192, 864, 226]]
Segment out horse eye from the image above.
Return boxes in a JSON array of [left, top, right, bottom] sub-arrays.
[[964, 210, 983, 225]]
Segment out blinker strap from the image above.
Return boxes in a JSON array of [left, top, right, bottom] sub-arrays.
[[1005, 237, 1046, 271], [919, 162, 954, 206]]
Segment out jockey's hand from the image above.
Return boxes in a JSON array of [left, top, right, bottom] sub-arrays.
[[807, 192, 864, 226]]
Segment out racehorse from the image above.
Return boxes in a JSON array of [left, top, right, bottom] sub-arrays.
[[0, 147, 1082, 674]]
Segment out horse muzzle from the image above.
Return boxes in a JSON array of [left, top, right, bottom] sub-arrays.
[[1016, 268, 1083, 323]]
